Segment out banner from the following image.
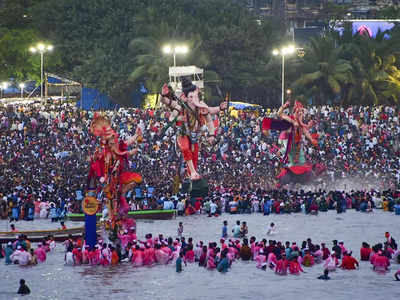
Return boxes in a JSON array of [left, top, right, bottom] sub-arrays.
[[85, 214, 97, 248]]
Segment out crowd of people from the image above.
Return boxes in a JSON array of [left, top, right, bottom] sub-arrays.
[[1, 234, 56, 266], [2, 223, 399, 281], [0, 102, 400, 220]]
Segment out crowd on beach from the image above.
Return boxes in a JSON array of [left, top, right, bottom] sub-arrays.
[[0, 102, 400, 220]]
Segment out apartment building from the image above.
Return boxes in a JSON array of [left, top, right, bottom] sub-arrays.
[[246, 0, 399, 29]]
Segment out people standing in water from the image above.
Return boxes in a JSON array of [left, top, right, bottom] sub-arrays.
[[340, 252, 359, 270], [395, 269, 400, 281], [222, 220, 228, 238], [267, 223, 276, 236], [17, 279, 30, 295], [176, 251, 186, 273], [177, 222, 184, 238], [4, 228, 399, 288], [318, 269, 331, 280]]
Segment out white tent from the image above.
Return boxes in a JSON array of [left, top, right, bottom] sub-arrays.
[[168, 65, 204, 91]]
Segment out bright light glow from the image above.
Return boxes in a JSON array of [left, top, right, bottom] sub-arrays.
[[162, 45, 172, 54], [280, 45, 296, 55], [287, 45, 295, 54], [286, 89, 291, 94], [177, 45, 188, 54], [19, 83, 26, 89], [272, 49, 279, 56], [164, 44, 189, 54], [1, 82, 9, 89], [37, 43, 45, 51], [30, 43, 53, 53]]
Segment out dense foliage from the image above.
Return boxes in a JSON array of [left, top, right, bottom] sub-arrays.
[[1, 0, 400, 106]]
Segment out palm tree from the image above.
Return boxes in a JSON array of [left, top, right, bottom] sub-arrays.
[[129, 3, 222, 101], [291, 35, 353, 105], [130, 33, 215, 93], [344, 31, 400, 105]]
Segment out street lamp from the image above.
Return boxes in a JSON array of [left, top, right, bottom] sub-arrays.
[[0, 81, 9, 99], [162, 44, 189, 83], [19, 83, 25, 98], [30, 42, 53, 102], [273, 45, 296, 105]]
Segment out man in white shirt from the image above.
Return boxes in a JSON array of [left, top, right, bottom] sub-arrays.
[[10, 246, 32, 266], [163, 198, 174, 210], [210, 201, 218, 216], [176, 200, 185, 216]]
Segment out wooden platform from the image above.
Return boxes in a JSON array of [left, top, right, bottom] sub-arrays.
[[0, 226, 86, 243], [67, 209, 176, 222]]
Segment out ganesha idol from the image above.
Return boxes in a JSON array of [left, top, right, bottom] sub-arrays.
[[87, 113, 142, 218], [262, 101, 325, 186], [161, 78, 227, 197]]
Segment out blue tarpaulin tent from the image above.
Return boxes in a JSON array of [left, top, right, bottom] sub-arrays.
[[76, 87, 118, 110], [46, 73, 117, 110]]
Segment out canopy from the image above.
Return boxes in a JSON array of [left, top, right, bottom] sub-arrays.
[[229, 101, 261, 110], [168, 66, 204, 90], [46, 73, 81, 95], [169, 66, 203, 77]]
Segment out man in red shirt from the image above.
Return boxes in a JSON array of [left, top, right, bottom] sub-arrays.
[[194, 198, 201, 212], [72, 246, 82, 265], [340, 252, 359, 270], [321, 243, 330, 260], [360, 242, 372, 261]]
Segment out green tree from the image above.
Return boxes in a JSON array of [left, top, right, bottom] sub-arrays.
[[291, 35, 353, 105], [30, 0, 146, 105], [127, 0, 284, 106], [27, 0, 286, 106], [0, 0, 46, 31], [0, 29, 41, 82], [344, 32, 400, 105]]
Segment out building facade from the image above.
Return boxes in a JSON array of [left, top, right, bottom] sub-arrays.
[[246, 0, 399, 29]]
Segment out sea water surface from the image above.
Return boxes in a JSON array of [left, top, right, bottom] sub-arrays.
[[0, 210, 399, 300]]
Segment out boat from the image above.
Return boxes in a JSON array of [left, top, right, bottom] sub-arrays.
[[67, 209, 176, 222], [0, 226, 87, 243]]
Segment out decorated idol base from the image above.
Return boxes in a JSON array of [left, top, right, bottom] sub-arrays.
[[182, 178, 209, 198]]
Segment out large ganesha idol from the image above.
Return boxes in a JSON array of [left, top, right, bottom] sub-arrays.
[[160, 78, 227, 197], [262, 101, 325, 186], [87, 113, 142, 238]]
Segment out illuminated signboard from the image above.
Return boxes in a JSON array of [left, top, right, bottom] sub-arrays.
[[334, 20, 398, 38]]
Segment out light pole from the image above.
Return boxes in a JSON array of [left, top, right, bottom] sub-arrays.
[[162, 44, 189, 82], [1, 81, 8, 99], [19, 83, 25, 98], [273, 45, 295, 105], [30, 42, 53, 102]]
